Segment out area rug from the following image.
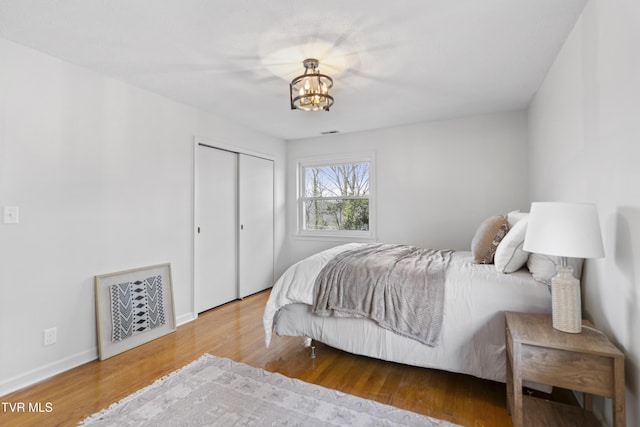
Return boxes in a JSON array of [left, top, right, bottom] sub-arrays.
[[78, 354, 460, 426]]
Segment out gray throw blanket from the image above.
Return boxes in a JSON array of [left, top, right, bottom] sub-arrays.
[[312, 244, 452, 347]]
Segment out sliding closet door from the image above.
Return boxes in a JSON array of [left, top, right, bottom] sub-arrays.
[[238, 154, 274, 298], [195, 145, 238, 312]]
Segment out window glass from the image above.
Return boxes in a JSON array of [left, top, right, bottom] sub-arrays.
[[298, 157, 374, 238]]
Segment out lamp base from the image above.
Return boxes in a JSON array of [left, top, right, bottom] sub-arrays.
[[551, 266, 582, 333]]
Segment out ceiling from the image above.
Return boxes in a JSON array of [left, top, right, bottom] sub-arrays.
[[0, 0, 587, 141]]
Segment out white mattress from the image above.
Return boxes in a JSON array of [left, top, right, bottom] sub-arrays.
[[263, 243, 551, 383]]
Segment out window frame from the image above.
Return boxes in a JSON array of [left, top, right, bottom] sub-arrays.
[[296, 152, 376, 240]]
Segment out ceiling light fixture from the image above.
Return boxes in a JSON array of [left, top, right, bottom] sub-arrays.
[[290, 58, 334, 111]]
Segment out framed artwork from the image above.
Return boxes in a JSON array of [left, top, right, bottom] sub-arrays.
[[95, 263, 176, 360]]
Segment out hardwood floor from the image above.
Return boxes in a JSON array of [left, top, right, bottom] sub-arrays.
[[1, 290, 569, 426]]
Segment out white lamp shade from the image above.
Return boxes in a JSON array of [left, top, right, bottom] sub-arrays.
[[523, 202, 605, 259]]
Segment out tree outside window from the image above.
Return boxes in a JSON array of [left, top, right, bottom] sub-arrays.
[[299, 158, 373, 236]]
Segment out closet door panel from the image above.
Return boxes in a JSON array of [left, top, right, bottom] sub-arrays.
[[196, 146, 238, 312], [238, 154, 274, 298]]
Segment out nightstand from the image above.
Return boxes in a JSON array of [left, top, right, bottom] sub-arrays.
[[505, 311, 625, 427]]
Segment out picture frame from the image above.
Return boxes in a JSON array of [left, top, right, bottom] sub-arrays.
[[95, 263, 176, 360]]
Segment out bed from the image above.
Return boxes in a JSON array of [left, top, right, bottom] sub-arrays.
[[263, 214, 560, 384]]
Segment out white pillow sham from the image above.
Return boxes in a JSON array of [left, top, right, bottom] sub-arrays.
[[495, 215, 530, 273], [527, 254, 584, 285], [506, 209, 529, 229]]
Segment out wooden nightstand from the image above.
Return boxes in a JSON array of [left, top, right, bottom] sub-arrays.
[[505, 311, 625, 427]]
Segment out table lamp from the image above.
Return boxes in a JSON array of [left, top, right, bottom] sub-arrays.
[[523, 202, 605, 333]]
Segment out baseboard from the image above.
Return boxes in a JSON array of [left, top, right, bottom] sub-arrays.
[[1, 313, 197, 397], [573, 390, 584, 407], [0, 348, 97, 397], [176, 312, 196, 326]]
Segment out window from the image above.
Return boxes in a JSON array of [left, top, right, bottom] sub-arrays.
[[297, 154, 375, 239]]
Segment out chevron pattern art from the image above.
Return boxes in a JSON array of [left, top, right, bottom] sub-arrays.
[[110, 275, 166, 342]]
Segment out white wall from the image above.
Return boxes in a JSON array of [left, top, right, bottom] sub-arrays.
[[528, 1, 640, 425], [0, 37, 286, 395], [281, 111, 530, 269]]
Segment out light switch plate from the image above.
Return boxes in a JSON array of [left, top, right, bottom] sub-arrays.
[[3, 206, 19, 224]]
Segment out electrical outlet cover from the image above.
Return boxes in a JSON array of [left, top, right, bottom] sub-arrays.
[[3, 206, 19, 224], [44, 327, 57, 346]]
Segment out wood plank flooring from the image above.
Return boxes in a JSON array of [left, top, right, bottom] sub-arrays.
[[1, 290, 572, 426]]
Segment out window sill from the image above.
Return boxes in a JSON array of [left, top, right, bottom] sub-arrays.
[[293, 232, 377, 242]]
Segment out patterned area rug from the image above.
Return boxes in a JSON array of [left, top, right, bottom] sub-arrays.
[[78, 354, 460, 426]]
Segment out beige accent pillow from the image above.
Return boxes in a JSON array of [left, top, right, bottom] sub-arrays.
[[495, 216, 530, 273], [471, 216, 509, 264]]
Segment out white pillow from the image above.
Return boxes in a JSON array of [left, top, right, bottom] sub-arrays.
[[495, 216, 530, 273], [527, 254, 584, 285], [506, 210, 529, 229]]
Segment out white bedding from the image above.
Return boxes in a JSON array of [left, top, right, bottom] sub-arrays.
[[263, 243, 552, 383]]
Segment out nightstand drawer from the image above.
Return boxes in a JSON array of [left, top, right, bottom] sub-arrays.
[[520, 344, 614, 395]]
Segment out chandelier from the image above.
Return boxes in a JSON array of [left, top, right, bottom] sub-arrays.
[[290, 58, 334, 111]]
